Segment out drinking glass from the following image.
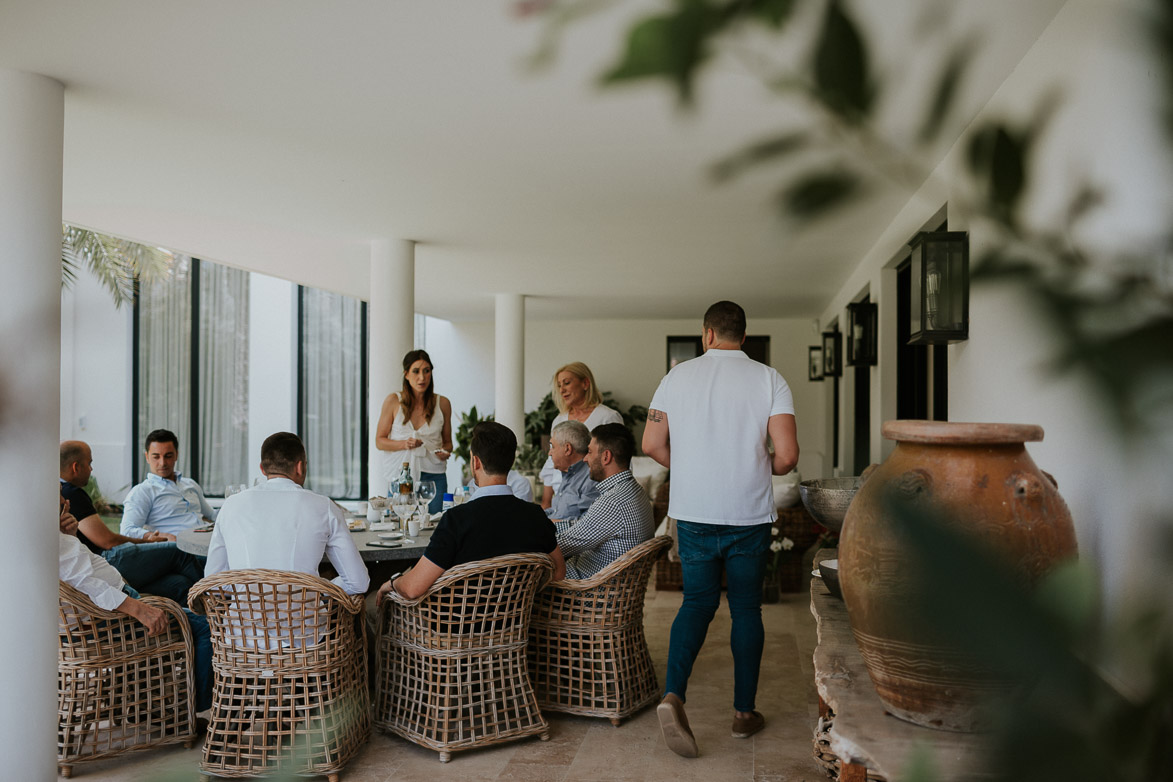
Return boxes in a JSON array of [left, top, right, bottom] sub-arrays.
[[417, 480, 437, 516], [392, 493, 414, 530]]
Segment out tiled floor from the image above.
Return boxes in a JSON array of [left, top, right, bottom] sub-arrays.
[[67, 583, 822, 781]]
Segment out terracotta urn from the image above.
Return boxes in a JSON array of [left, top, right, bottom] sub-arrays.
[[838, 420, 1078, 732]]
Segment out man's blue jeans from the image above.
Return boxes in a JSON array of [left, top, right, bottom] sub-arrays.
[[664, 520, 772, 713], [123, 586, 212, 712], [104, 542, 205, 606]]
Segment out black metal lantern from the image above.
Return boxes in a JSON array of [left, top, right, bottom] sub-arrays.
[[846, 300, 877, 366], [909, 230, 969, 344], [822, 330, 841, 377]]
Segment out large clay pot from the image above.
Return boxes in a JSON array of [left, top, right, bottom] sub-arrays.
[[839, 420, 1078, 732]]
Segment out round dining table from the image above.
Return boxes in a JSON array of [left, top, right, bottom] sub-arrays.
[[176, 518, 435, 562]]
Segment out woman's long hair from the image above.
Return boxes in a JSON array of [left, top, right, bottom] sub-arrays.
[[400, 349, 437, 423], [551, 361, 604, 415]]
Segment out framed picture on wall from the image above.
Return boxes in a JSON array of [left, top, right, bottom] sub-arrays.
[[666, 336, 702, 371], [822, 330, 842, 377], [809, 346, 824, 381]]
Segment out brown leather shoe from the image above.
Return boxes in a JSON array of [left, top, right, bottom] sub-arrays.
[[657, 693, 699, 758], [731, 710, 765, 738]]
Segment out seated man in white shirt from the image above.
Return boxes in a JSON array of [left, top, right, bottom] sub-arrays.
[[205, 432, 369, 595], [121, 429, 217, 540], [58, 495, 212, 712]]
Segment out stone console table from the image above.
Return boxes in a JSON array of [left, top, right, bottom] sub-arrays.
[[811, 549, 993, 782]]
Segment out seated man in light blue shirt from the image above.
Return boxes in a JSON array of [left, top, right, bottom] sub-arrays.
[[544, 420, 600, 523], [121, 429, 217, 540]]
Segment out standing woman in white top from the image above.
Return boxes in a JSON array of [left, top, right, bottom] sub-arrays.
[[538, 361, 623, 509], [375, 349, 453, 514]]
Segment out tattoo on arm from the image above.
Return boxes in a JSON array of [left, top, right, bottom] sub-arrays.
[[647, 409, 665, 423]]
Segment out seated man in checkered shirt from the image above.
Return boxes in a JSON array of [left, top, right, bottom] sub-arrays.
[[553, 423, 654, 579]]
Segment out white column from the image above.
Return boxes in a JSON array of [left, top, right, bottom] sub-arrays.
[[0, 69, 64, 781], [368, 239, 415, 495], [494, 293, 525, 440]]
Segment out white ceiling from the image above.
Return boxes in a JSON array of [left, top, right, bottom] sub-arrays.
[[0, 0, 1064, 321]]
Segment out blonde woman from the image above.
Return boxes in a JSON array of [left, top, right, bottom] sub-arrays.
[[538, 362, 623, 508], [375, 349, 453, 513]]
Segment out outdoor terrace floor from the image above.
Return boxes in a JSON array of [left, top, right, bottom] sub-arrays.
[[69, 581, 822, 781]]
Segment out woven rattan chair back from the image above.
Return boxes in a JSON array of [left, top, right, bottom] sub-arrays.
[[57, 581, 197, 778], [188, 569, 369, 781], [374, 552, 555, 762], [528, 535, 672, 725]]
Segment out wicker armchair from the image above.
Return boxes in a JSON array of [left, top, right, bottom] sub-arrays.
[[528, 536, 672, 726], [188, 569, 370, 782], [57, 581, 197, 778], [374, 553, 554, 762]]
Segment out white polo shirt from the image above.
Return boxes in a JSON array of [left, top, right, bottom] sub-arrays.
[[649, 349, 794, 525]]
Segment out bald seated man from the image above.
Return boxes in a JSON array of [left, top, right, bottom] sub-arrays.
[[60, 440, 205, 605]]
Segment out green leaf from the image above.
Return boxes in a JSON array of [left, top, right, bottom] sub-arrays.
[[813, 0, 874, 121], [778, 170, 859, 219], [1033, 559, 1100, 642], [710, 131, 808, 182], [918, 42, 972, 143], [967, 123, 1026, 221], [601, 1, 730, 105], [745, 0, 795, 28]]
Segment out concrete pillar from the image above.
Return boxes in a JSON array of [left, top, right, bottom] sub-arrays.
[[494, 293, 525, 441], [0, 69, 64, 780], [368, 239, 415, 495]]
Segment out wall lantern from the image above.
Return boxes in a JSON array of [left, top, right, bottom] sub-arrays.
[[822, 329, 842, 377], [909, 230, 969, 344], [846, 301, 877, 366]]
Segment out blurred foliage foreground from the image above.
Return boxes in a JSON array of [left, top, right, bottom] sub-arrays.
[[526, 0, 1173, 780]]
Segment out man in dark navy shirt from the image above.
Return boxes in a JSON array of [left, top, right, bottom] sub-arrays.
[[376, 422, 565, 603], [60, 440, 204, 604]]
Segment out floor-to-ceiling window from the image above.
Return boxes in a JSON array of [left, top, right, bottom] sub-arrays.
[[134, 256, 250, 490], [298, 287, 368, 499], [133, 253, 373, 499], [134, 255, 195, 472]]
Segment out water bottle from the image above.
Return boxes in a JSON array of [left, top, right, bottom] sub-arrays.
[[442, 493, 454, 513]]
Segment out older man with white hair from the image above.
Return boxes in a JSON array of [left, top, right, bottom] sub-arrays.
[[545, 420, 600, 523]]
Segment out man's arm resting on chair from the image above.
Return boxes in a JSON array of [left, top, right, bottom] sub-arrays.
[[117, 595, 168, 636], [377, 557, 447, 603]]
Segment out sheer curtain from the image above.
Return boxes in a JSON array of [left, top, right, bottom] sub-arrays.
[[137, 256, 193, 473], [199, 263, 250, 492], [301, 287, 364, 498]]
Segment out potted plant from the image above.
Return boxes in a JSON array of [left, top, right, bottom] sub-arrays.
[[453, 405, 494, 484]]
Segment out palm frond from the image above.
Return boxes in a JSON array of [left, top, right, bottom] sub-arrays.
[[61, 225, 175, 309]]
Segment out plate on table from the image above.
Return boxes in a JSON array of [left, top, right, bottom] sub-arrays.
[[378, 532, 403, 540]]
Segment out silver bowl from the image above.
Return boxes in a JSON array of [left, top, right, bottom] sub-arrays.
[[799, 477, 863, 534], [818, 559, 843, 600]]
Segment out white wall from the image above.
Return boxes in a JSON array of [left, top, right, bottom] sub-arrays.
[[818, 0, 1173, 609], [60, 272, 134, 499], [430, 314, 826, 483]]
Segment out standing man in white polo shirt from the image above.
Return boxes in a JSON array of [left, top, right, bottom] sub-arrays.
[[643, 300, 799, 758]]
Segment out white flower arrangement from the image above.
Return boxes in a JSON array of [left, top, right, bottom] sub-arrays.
[[781, 536, 794, 551], [770, 540, 783, 553]]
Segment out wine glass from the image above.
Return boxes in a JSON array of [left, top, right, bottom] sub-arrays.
[[416, 481, 437, 520], [391, 493, 414, 531]]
